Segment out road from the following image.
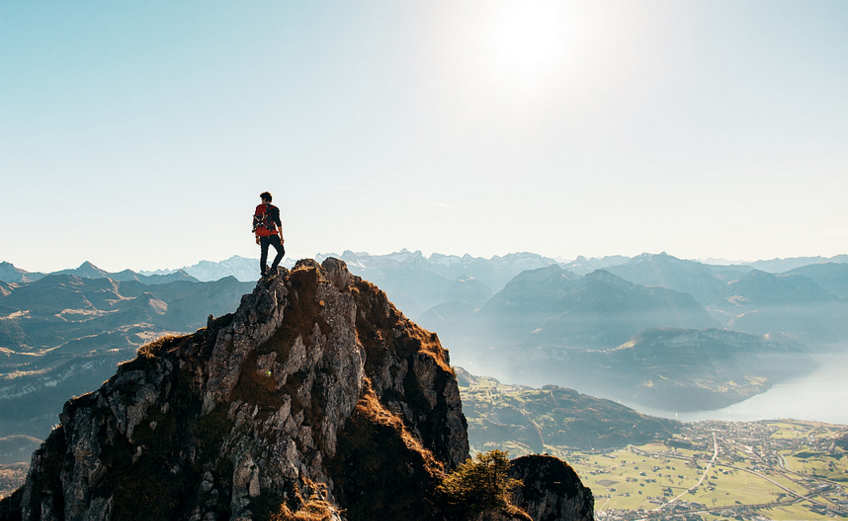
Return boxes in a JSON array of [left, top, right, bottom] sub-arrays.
[[647, 431, 718, 513], [626, 428, 847, 520]]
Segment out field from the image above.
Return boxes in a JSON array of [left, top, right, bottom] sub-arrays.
[[554, 420, 848, 520]]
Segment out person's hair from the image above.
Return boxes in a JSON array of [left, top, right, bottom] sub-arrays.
[[260, 191, 272, 202]]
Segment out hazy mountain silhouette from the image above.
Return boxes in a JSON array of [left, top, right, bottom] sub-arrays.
[[0, 274, 254, 439], [140, 255, 260, 282], [717, 269, 836, 306], [126, 250, 848, 316], [316, 250, 559, 318], [420, 263, 828, 411], [119, 250, 848, 295], [462, 267, 719, 351], [50, 261, 198, 284], [560, 255, 631, 276], [711, 270, 848, 346], [0, 263, 44, 284], [605, 252, 738, 305], [748, 255, 848, 273], [535, 270, 721, 349], [3, 251, 846, 433], [443, 275, 493, 308], [787, 262, 848, 298], [473, 264, 581, 336], [322, 250, 559, 291]]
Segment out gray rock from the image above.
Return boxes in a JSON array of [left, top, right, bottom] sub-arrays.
[[2, 258, 590, 521]]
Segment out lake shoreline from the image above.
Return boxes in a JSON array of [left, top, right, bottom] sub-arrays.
[[620, 352, 848, 425]]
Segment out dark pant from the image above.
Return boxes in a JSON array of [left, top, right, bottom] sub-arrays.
[[259, 235, 285, 275]]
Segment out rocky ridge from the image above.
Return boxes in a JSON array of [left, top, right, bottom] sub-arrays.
[[0, 258, 592, 521]]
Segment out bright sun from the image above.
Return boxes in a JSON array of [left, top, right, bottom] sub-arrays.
[[487, 1, 570, 83], [434, 0, 586, 108]]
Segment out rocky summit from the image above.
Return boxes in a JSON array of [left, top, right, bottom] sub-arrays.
[[0, 259, 592, 521]]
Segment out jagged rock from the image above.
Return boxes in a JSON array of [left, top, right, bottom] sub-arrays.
[[509, 455, 594, 521], [0, 259, 592, 521], [321, 257, 352, 291]]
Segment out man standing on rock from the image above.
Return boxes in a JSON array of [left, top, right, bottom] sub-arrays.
[[253, 191, 285, 279]]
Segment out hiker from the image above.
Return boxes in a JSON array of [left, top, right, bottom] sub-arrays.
[[253, 191, 285, 278]]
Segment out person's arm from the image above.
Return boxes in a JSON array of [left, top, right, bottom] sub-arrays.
[[274, 207, 284, 243]]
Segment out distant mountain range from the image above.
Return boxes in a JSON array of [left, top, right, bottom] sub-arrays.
[[5, 250, 846, 289], [748, 255, 848, 273], [0, 261, 197, 285], [139, 255, 264, 283], [1, 250, 846, 429], [0, 266, 253, 439], [315, 250, 562, 317], [0, 263, 40, 285], [787, 262, 848, 299]]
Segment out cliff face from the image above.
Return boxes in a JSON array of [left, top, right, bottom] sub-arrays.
[[0, 259, 592, 521]]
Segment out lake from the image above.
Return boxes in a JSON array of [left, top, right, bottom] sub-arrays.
[[622, 352, 848, 425]]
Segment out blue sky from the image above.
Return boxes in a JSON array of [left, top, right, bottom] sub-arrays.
[[1, 1, 846, 273]]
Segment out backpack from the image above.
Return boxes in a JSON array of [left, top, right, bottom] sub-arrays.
[[253, 204, 277, 233]]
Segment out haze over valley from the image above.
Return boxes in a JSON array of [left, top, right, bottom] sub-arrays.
[[307, 251, 847, 415], [3, 250, 846, 432]]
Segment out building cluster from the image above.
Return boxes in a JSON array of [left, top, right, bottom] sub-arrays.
[[590, 419, 848, 520]]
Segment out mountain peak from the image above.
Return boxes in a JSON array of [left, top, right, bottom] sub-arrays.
[[0, 262, 43, 284], [4, 258, 590, 520], [583, 269, 628, 285], [630, 251, 675, 263]]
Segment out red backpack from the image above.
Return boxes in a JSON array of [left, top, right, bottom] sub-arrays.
[[253, 204, 278, 235]]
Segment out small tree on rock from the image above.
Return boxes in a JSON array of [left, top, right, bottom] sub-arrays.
[[437, 450, 525, 517]]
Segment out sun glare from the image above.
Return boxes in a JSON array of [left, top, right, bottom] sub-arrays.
[[430, 0, 602, 116], [487, 1, 570, 86]]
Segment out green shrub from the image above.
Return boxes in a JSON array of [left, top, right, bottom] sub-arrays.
[[437, 450, 524, 516]]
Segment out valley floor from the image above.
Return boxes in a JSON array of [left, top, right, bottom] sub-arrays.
[[557, 420, 848, 521]]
